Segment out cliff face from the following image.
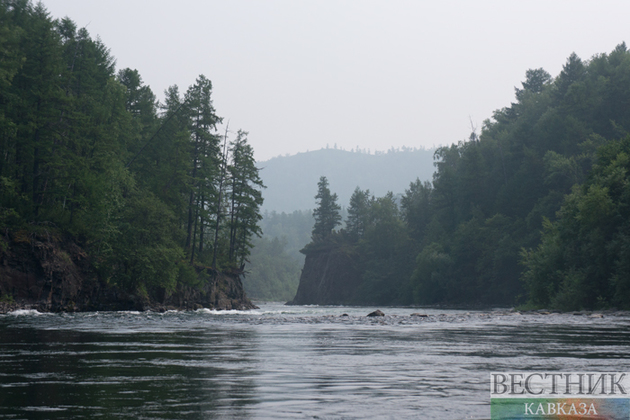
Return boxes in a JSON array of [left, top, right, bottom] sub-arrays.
[[160, 269, 256, 311], [288, 244, 362, 305], [0, 230, 255, 313]]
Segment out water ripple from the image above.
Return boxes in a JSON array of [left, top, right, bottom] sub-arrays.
[[0, 303, 628, 419]]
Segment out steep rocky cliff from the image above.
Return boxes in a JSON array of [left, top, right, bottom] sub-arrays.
[[0, 230, 256, 313], [288, 242, 362, 305]]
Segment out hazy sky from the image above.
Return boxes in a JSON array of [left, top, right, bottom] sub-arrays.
[[43, 0, 630, 161]]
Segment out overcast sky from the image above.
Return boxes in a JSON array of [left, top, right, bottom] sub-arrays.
[[43, 0, 630, 161]]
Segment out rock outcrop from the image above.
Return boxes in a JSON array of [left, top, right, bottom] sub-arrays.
[[287, 241, 362, 305], [0, 230, 256, 313]]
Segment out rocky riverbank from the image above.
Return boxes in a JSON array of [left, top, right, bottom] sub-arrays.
[[0, 229, 256, 313]]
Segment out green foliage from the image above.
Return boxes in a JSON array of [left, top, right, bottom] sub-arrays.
[[102, 188, 184, 292], [522, 136, 630, 309], [312, 176, 341, 239], [226, 130, 265, 267], [355, 192, 413, 304], [411, 242, 453, 303], [401, 179, 432, 247], [294, 44, 630, 309], [244, 236, 302, 301], [408, 44, 630, 307], [241, 209, 313, 301], [346, 187, 370, 241], [0, 1, 264, 301], [0, 293, 14, 303]]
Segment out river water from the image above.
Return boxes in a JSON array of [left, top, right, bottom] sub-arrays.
[[1, 303, 629, 419]]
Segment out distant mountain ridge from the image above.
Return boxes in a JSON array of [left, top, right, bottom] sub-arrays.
[[258, 148, 436, 213]]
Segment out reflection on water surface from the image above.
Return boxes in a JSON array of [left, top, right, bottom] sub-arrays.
[[1, 303, 629, 419]]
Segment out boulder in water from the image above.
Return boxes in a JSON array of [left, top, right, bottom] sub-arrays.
[[367, 309, 385, 317]]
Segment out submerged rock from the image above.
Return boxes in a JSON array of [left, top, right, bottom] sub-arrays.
[[410, 313, 428, 317], [367, 309, 385, 317]]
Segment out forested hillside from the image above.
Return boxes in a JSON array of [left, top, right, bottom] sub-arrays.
[[247, 146, 435, 301], [293, 44, 630, 310], [243, 210, 312, 301], [259, 147, 435, 213], [0, 1, 263, 309]]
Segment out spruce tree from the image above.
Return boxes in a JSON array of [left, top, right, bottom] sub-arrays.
[[312, 176, 341, 239]]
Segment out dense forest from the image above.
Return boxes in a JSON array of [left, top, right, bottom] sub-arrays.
[[0, 1, 264, 305], [296, 44, 630, 310], [2, 2, 629, 311]]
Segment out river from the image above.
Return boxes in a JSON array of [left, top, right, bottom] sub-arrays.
[[1, 303, 629, 419]]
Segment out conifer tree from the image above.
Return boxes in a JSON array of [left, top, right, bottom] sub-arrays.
[[183, 75, 221, 262], [346, 187, 370, 241], [0, 1, 266, 301], [227, 130, 264, 266], [156, 84, 192, 216], [312, 176, 341, 239]]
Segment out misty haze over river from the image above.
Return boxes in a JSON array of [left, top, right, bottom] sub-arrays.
[[1, 303, 629, 419]]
